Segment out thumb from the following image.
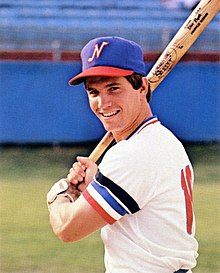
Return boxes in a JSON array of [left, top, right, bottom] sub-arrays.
[[77, 156, 95, 168], [77, 156, 98, 183]]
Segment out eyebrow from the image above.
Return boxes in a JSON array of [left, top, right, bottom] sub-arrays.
[[105, 82, 121, 88], [86, 82, 121, 91]]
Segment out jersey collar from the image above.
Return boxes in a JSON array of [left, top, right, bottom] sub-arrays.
[[126, 115, 159, 140]]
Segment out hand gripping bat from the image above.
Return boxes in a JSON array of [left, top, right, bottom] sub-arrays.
[[88, 0, 220, 163]]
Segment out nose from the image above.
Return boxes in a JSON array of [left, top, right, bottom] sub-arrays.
[[97, 93, 112, 108]]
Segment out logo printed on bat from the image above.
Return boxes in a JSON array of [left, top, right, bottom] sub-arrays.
[[149, 48, 177, 83], [148, 0, 215, 85], [185, 0, 211, 35], [186, 12, 209, 34]]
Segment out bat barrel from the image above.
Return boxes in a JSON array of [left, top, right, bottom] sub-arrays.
[[147, 0, 220, 92]]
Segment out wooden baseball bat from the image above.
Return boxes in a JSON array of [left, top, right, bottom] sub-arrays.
[[88, 0, 220, 163]]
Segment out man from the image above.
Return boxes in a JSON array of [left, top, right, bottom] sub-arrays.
[[47, 36, 198, 273]]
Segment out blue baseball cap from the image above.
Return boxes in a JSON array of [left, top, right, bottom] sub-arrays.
[[68, 36, 146, 85]]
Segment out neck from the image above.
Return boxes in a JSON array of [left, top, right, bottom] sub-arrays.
[[113, 105, 153, 142]]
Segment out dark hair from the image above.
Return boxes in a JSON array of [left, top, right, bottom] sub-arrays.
[[125, 73, 151, 102]]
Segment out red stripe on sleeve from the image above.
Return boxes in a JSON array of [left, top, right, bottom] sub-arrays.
[[83, 189, 116, 225]]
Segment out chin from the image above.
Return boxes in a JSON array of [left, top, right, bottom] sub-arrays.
[[102, 123, 117, 132]]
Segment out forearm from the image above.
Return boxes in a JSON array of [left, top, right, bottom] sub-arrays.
[[49, 196, 76, 242], [47, 157, 105, 242], [46, 178, 83, 242], [49, 196, 72, 240], [48, 194, 106, 242]]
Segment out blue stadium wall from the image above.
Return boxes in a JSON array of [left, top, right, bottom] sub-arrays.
[[0, 60, 219, 143]]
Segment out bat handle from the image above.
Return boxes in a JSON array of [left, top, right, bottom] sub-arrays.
[[88, 131, 114, 162]]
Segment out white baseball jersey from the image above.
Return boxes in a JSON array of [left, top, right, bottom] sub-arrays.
[[83, 116, 198, 273]]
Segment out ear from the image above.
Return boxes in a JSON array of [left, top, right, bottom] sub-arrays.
[[139, 77, 148, 98]]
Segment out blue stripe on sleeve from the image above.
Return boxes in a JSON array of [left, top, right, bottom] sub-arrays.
[[95, 171, 140, 214], [91, 181, 128, 216]]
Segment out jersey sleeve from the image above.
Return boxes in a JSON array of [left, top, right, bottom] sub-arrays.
[[83, 170, 140, 224], [82, 139, 156, 224]]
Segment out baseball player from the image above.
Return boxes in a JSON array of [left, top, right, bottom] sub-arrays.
[[47, 36, 198, 273]]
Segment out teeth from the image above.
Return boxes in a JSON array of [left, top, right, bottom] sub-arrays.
[[102, 111, 118, 117]]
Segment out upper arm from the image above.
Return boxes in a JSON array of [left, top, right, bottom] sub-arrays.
[[49, 194, 107, 242], [98, 142, 156, 209]]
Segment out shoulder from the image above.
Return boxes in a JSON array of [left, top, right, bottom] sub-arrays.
[[101, 122, 190, 172], [101, 137, 147, 169]]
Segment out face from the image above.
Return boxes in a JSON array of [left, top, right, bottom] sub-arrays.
[[85, 76, 148, 140]]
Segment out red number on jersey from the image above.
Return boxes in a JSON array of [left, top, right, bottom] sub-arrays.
[[181, 165, 193, 235]]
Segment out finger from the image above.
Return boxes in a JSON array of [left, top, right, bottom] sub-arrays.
[[76, 156, 90, 167], [67, 172, 84, 185], [67, 173, 84, 186], [68, 167, 85, 178], [72, 162, 86, 174], [68, 162, 86, 180], [77, 161, 86, 170]]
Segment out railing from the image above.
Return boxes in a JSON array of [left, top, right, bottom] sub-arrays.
[[0, 0, 219, 51]]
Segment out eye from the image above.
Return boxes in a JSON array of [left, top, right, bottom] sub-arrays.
[[87, 89, 99, 97], [108, 86, 119, 92]]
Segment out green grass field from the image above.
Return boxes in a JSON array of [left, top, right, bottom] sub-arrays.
[[0, 143, 219, 273]]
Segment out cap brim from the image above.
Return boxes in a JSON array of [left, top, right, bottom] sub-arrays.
[[68, 66, 134, 86]]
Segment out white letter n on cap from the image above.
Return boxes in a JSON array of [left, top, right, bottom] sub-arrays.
[[88, 42, 110, 62]]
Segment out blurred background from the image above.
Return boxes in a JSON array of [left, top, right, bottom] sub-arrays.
[[0, 0, 219, 273], [0, 0, 219, 143]]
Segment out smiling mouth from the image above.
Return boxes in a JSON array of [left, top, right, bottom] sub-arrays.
[[100, 110, 120, 118]]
